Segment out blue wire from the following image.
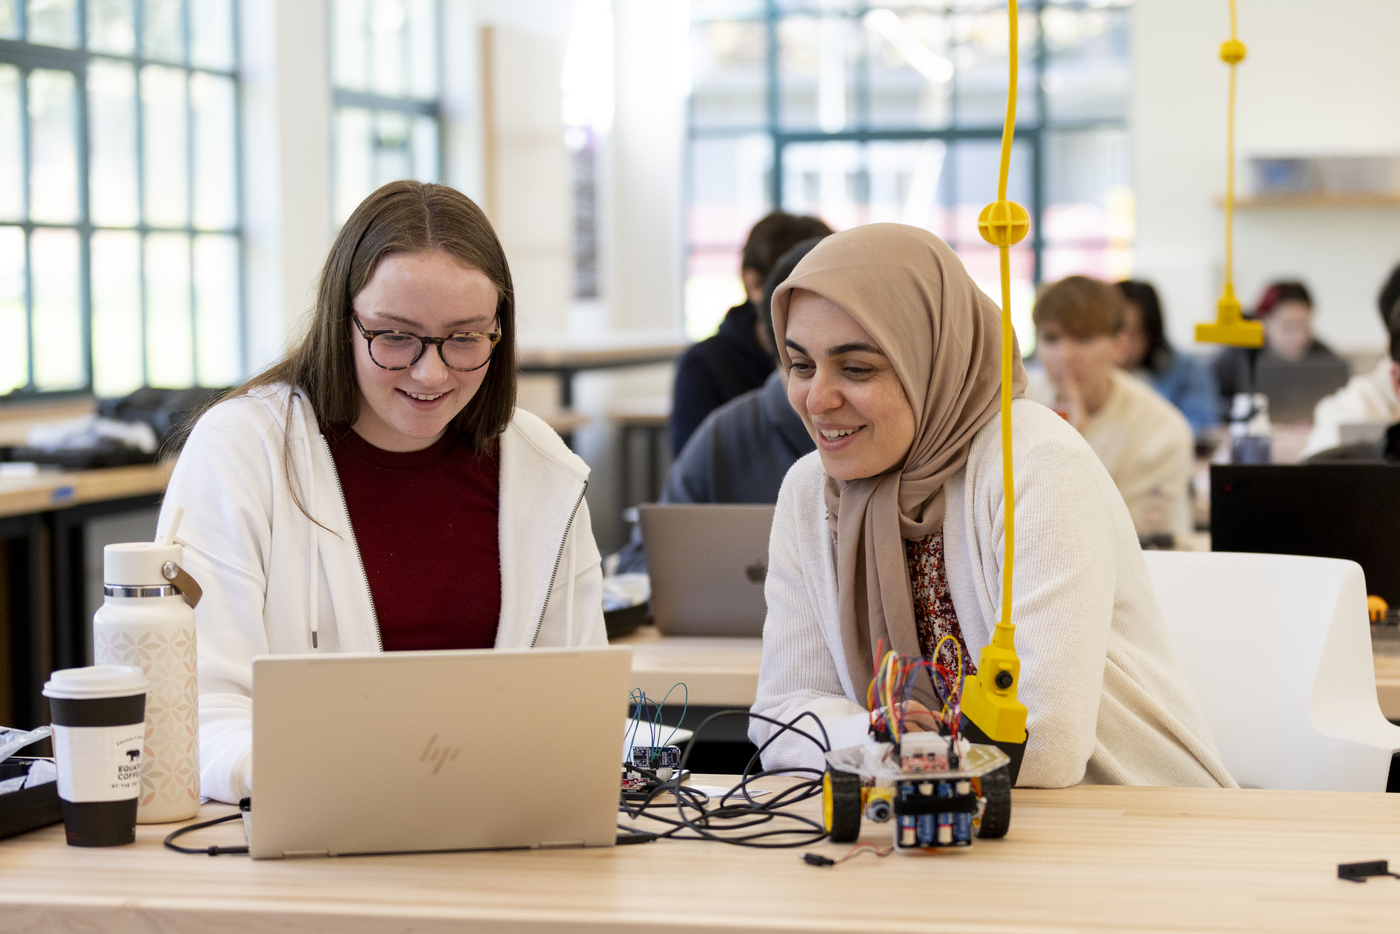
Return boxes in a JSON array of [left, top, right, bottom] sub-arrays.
[[659, 682, 689, 751], [625, 688, 646, 761]]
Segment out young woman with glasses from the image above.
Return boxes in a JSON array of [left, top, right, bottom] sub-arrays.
[[159, 181, 605, 804]]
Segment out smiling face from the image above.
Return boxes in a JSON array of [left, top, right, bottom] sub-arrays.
[[1264, 300, 1314, 362], [783, 289, 917, 481], [350, 250, 500, 452]]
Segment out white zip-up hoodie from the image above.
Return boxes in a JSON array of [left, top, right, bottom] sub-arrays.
[[156, 384, 606, 804]]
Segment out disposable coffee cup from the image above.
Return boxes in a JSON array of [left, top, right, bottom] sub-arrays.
[[42, 665, 148, 847]]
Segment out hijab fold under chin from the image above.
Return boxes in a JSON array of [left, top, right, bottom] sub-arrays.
[[770, 224, 1027, 710]]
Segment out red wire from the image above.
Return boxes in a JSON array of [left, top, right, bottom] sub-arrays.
[[838, 842, 894, 862]]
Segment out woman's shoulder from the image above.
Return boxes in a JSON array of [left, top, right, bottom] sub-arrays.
[[500, 408, 590, 481], [967, 399, 1101, 476], [1112, 370, 1193, 441], [186, 383, 295, 447], [777, 450, 826, 502]]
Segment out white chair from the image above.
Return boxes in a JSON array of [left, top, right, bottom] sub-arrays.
[[1142, 550, 1400, 792]]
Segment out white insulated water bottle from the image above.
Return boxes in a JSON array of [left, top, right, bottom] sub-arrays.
[[92, 510, 201, 823]]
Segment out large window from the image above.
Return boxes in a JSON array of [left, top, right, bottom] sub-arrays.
[[329, 0, 440, 224], [0, 0, 242, 398], [686, 0, 1133, 349]]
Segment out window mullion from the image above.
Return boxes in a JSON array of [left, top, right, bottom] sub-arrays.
[[183, 0, 198, 383], [78, 57, 93, 392], [134, 0, 149, 387], [20, 64, 33, 391]]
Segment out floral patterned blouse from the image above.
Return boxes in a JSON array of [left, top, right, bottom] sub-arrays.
[[905, 531, 977, 703]]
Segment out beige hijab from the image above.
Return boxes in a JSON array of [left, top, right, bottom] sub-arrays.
[[770, 224, 1027, 709]]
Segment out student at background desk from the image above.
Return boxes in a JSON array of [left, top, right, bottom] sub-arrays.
[[611, 238, 823, 575], [1027, 276, 1194, 543], [1308, 297, 1400, 463], [1214, 281, 1346, 422], [1304, 263, 1400, 457], [669, 212, 832, 456], [1114, 280, 1219, 438], [158, 181, 605, 804]]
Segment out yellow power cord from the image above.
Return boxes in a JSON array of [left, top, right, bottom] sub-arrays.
[[1195, 0, 1263, 349], [961, 0, 1029, 763]]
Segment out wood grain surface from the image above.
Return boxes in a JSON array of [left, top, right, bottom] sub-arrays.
[[0, 461, 173, 519], [3, 779, 1399, 932], [614, 627, 762, 707]]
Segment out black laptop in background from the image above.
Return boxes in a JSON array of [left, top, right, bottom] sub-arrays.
[[1212, 464, 1400, 605]]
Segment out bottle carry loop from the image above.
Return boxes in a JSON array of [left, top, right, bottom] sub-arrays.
[[160, 561, 203, 609]]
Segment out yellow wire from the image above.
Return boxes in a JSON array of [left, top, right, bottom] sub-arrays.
[[997, 2, 1019, 632], [1223, 0, 1237, 292]]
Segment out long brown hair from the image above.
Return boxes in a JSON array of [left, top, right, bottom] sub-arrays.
[[243, 179, 517, 449]]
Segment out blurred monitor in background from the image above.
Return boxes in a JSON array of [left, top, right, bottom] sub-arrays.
[[669, 212, 832, 457]]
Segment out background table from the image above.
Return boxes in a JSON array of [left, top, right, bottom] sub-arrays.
[[613, 626, 762, 771], [0, 462, 174, 729], [518, 338, 688, 410], [3, 780, 1399, 932]]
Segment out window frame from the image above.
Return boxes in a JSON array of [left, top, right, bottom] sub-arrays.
[[0, 0, 245, 399], [327, 0, 445, 226], [687, 0, 1133, 321]]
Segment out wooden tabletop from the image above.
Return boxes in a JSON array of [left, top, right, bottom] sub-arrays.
[[0, 461, 174, 519], [606, 397, 671, 427], [3, 779, 1399, 932], [517, 338, 688, 373], [613, 626, 762, 707], [0, 397, 98, 448]]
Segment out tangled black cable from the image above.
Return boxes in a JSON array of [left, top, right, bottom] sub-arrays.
[[618, 709, 834, 848]]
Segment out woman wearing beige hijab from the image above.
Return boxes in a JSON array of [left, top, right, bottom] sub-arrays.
[[750, 224, 1233, 788]]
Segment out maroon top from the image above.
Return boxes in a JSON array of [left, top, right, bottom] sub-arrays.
[[326, 427, 501, 651]]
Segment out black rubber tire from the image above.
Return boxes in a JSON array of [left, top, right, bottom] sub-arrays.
[[823, 767, 862, 843], [975, 765, 1012, 839]]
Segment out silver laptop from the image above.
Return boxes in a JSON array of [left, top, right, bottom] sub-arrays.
[[640, 503, 774, 637], [1254, 358, 1350, 423], [249, 646, 630, 858]]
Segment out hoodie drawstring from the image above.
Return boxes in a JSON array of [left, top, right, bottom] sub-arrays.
[[294, 392, 321, 650]]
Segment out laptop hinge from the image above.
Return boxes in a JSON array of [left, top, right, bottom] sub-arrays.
[[281, 849, 330, 858], [538, 840, 585, 849]]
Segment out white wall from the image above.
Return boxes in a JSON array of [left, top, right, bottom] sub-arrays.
[[1133, 0, 1400, 355], [239, 0, 335, 373], [601, 0, 688, 333]]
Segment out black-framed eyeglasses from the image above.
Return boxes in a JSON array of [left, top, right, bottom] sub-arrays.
[[353, 314, 502, 373]]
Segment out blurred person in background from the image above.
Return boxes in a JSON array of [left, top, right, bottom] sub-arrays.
[[612, 237, 824, 574], [1213, 281, 1343, 415], [1303, 264, 1400, 457], [1027, 275, 1194, 544], [1307, 297, 1400, 463], [669, 211, 833, 456], [1114, 280, 1218, 438]]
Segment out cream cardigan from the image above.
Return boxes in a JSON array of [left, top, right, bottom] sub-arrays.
[[749, 399, 1235, 789], [1026, 368, 1194, 539]]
